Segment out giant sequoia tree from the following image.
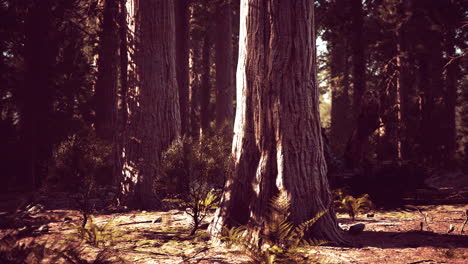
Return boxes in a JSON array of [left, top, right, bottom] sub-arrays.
[[210, 0, 345, 243], [118, 0, 181, 209]]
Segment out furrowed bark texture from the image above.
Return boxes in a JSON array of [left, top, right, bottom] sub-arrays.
[[210, 0, 345, 243], [118, 0, 181, 209]]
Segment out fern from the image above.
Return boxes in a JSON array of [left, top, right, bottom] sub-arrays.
[[223, 193, 328, 264], [334, 193, 374, 221]]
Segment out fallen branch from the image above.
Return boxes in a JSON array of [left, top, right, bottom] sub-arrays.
[[461, 209, 468, 234], [178, 247, 211, 264], [407, 260, 439, 264]]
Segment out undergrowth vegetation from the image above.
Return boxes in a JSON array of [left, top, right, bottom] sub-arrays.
[[333, 189, 374, 221], [159, 132, 232, 196], [73, 216, 116, 247], [183, 186, 220, 235], [222, 193, 328, 264], [47, 128, 112, 191], [0, 232, 126, 264]]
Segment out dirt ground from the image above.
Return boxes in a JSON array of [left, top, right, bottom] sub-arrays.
[[1, 171, 467, 264]]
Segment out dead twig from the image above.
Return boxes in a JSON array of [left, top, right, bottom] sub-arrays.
[[405, 205, 431, 231]]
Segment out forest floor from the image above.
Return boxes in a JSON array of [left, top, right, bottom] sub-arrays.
[[1, 171, 468, 264]]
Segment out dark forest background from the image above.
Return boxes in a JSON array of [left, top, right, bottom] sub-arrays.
[[0, 0, 466, 206]]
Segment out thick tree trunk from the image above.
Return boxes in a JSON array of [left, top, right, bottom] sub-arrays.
[[215, 1, 234, 132], [175, 0, 190, 136], [210, 0, 345, 244], [118, 0, 181, 209], [95, 0, 119, 140]]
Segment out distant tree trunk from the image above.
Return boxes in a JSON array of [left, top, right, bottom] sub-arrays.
[[21, 0, 55, 189], [188, 4, 202, 139], [344, 0, 370, 168], [444, 31, 458, 165], [399, 15, 411, 161], [215, 1, 234, 133], [113, 0, 129, 188], [399, 1, 420, 161], [419, 24, 444, 165], [330, 39, 351, 155], [95, 0, 119, 140], [350, 0, 366, 115], [200, 33, 212, 137], [175, 0, 190, 136], [394, 33, 403, 160], [344, 91, 381, 168], [119, 0, 129, 127], [210, 0, 345, 244], [174, 0, 191, 194], [118, 0, 180, 209]]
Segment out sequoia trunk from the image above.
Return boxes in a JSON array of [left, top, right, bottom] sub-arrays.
[[210, 0, 345, 243]]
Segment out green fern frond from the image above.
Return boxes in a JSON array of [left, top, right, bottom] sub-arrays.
[[334, 192, 374, 221]]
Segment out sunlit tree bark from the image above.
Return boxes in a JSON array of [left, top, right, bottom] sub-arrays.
[[210, 0, 345, 243]]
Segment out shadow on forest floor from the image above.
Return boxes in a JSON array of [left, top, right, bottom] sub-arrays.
[[340, 230, 468, 249]]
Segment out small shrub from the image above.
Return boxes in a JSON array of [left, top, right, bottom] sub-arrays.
[[48, 128, 112, 192], [159, 133, 233, 196], [333, 190, 373, 221], [182, 185, 220, 235], [73, 216, 115, 247]]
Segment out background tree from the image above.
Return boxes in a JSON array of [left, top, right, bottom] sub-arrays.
[[210, 0, 345, 243], [215, 0, 234, 133], [175, 0, 190, 136], [94, 0, 119, 141], [118, 0, 181, 209]]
